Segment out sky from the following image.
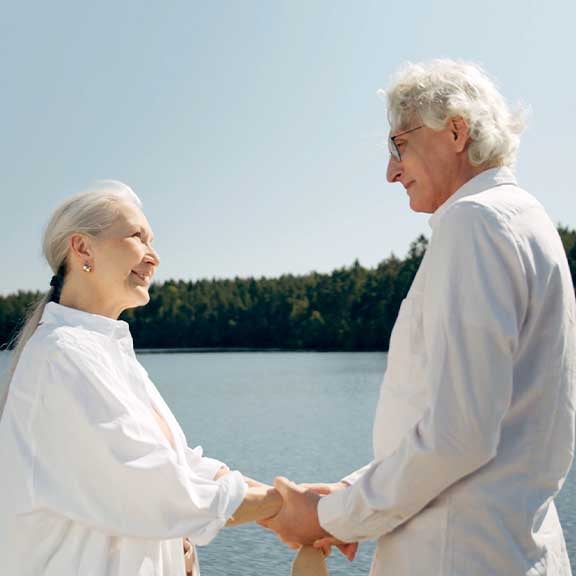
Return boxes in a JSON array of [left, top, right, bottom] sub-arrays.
[[1, 0, 575, 293]]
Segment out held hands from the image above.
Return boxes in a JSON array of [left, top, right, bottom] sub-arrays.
[[262, 477, 326, 546], [261, 477, 358, 562]]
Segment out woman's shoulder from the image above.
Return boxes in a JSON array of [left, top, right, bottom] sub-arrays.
[[17, 322, 135, 414], [8, 323, 111, 413], [24, 321, 113, 373]]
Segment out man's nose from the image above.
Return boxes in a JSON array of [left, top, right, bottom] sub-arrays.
[[386, 156, 402, 183]]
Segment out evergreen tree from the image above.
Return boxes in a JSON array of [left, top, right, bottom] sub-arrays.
[[1, 229, 573, 351]]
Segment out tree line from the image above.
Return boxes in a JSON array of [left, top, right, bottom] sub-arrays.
[[2, 229, 576, 352]]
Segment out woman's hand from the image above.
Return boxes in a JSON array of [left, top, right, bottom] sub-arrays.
[[225, 484, 282, 526], [183, 538, 195, 576], [213, 466, 230, 480], [243, 475, 269, 488]]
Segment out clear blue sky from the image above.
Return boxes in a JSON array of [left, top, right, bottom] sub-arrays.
[[1, 0, 575, 293]]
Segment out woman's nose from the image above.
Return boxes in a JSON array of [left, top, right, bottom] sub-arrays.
[[147, 246, 160, 267]]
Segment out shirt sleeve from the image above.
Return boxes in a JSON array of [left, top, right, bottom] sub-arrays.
[[185, 446, 228, 480], [340, 464, 371, 486], [30, 339, 247, 545], [318, 203, 527, 542]]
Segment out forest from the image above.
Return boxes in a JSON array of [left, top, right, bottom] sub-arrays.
[[2, 228, 576, 351]]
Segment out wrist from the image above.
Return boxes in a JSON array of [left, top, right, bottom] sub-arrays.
[[226, 486, 282, 526], [255, 486, 283, 521], [213, 465, 230, 480]]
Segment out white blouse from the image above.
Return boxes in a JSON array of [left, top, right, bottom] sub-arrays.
[[319, 167, 576, 575], [0, 302, 247, 575]]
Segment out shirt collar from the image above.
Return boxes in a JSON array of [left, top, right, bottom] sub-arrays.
[[41, 302, 131, 340], [428, 166, 517, 230]]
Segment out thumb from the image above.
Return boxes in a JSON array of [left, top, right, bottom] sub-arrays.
[[273, 476, 300, 499]]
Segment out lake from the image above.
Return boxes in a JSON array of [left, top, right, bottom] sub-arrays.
[[1, 351, 574, 575]]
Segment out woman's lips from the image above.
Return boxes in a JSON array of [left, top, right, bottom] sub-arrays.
[[131, 270, 151, 285]]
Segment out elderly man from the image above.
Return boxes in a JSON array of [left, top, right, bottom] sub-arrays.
[[267, 60, 576, 575]]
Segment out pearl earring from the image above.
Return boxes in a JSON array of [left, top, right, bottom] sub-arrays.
[[82, 263, 92, 272]]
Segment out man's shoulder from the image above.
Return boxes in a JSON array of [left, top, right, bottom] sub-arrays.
[[442, 184, 549, 238], [453, 184, 542, 224], [438, 193, 511, 241], [437, 184, 566, 273]]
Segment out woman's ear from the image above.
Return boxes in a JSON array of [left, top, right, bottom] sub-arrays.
[[450, 116, 470, 153], [68, 234, 94, 268]]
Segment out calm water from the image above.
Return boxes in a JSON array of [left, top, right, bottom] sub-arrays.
[[1, 351, 575, 575]]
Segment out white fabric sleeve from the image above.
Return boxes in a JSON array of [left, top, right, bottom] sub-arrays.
[[318, 204, 526, 542], [31, 342, 247, 545], [185, 446, 228, 480], [340, 463, 372, 486]]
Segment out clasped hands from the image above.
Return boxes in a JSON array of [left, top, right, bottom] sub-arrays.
[[261, 477, 358, 561]]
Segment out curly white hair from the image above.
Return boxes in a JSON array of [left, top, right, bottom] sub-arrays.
[[381, 59, 526, 167]]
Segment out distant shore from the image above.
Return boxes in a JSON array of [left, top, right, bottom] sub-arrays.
[[136, 347, 387, 354]]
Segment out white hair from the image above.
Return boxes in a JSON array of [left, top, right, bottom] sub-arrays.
[[381, 59, 526, 167], [0, 181, 141, 417], [42, 180, 141, 277]]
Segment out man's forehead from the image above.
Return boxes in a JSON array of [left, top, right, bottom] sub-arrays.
[[389, 112, 419, 135], [389, 121, 417, 136]]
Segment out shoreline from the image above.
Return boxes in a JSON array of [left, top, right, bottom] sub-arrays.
[[135, 347, 388, 354]]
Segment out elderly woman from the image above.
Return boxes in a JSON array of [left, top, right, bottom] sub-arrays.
[[0, 183, 281, 575]]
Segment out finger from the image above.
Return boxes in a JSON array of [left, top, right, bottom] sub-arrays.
[[275, 532, 300, 549], [301, 485, 332, 496], [273, 476, 301, 498], [313, 537, 334, 557], [313, 537, 336, 548], [314, 537, 357, 561], [320, 543, 332, 557], [337, 542, 358, 562]]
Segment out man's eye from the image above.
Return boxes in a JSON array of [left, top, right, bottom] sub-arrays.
[[132, 231, 142, 238]]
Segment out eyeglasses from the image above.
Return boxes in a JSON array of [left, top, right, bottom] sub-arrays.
[[388, 125, 424, 161]]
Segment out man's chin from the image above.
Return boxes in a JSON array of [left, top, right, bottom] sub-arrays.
[[409, 197, 423, 213], [409, 197, 433, 214]]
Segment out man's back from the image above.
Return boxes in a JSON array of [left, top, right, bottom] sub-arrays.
[[397, 168, 576, 574]]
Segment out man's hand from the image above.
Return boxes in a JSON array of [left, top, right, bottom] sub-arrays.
[[300, 482, 348, 496], [299, 481, 358, 560], [313, 536, 358, 561], [263, 477, 329, 546]]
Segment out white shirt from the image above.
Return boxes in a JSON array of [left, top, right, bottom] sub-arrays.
[[319, 167, 576, 575], [0, 302, 247, 576]]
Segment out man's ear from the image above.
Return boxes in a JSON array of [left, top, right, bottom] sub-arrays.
[[68, 234, 94, 267], [450, 116, 470, 153]]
